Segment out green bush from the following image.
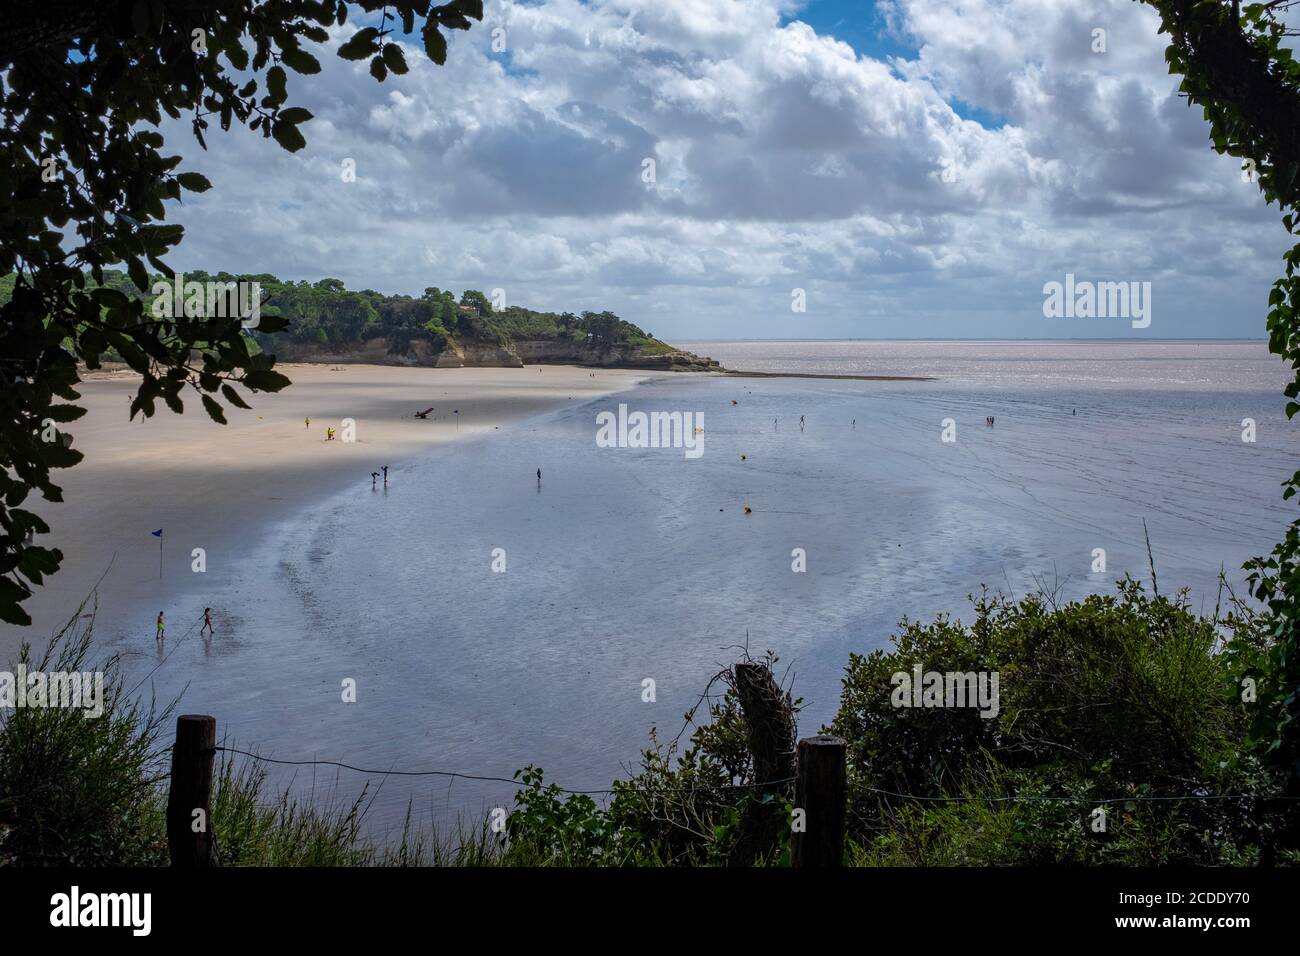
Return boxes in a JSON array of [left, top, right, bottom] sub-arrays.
[[0, 602, 172, 865], [831, 579, 1290, 865]]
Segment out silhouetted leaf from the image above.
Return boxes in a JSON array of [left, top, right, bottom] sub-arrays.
[[201, 394, 227, 424]]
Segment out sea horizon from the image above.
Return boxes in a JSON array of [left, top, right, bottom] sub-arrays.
[[671, 336, 1269, 343]]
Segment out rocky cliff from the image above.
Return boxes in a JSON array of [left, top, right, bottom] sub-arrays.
[[271, 336, 722, 371]]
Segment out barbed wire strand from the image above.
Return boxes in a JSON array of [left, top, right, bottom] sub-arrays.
[[214, 745, 792, 796], [211, 746, 1300, 804], [124, 628, 1300, 807]]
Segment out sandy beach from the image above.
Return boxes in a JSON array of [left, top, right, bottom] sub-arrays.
[[1, 364, 655, 658]]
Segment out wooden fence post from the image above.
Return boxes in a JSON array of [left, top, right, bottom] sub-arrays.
[[733, 661, 797, 791], [792, 734, 847, 868], [731, 660, 798, 865], [167, 714, 218, 867]]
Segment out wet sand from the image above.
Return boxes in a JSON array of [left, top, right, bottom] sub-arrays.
[[1, 363, 655, 658]]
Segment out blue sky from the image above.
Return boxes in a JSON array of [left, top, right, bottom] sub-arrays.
[[791, 1, 1008, 126], [788, 0, 911, 61], [162, 0, 1287, 340]]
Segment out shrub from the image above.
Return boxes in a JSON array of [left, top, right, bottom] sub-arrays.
[[0, 601, 172, 865], [831, 579, 1287, 865]]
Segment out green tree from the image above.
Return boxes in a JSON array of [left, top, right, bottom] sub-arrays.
[[581, 310, 622, 347], [0, 0, 482, 623], [1138, 0, 1300, 808], [458, 289, 492, 316]]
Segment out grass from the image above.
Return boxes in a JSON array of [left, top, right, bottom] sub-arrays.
[[3, 579, 1296, 866]]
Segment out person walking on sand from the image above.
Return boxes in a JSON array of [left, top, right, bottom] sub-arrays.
[[305, 416, 310, 429], [201, 607, 214, 637], [326, 427, 335, 441], [156, 611, 165, 642]]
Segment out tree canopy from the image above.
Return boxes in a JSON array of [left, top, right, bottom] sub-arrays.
[[4, 269, 674, 359], [0, 1, 483, 624], [1139, 0, 1300, 797]]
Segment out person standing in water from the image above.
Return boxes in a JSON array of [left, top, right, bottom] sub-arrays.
[[799, 415, 805, 431], [382, 465, 388, 485], [201, 607, 214, 637], [371, 471, 379, 489], [536, 467, 542, 483], [156, 611, 165, 642]]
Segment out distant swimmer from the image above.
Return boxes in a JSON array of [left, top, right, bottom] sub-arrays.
[[986, 416, 995, 427], [155, 611, 165, 642], [201, 607, 214, 637], [414, 407, 433, 419], [852, 418, 856, 429], [1072, 408, 1076, 416]]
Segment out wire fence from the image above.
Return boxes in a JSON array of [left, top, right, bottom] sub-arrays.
[[204, 746, 1300, 805], [212, 745, 793, 797], [129, 614, 1300, 807]]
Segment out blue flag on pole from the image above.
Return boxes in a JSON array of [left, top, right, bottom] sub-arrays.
[[151, 529, 162, 537]]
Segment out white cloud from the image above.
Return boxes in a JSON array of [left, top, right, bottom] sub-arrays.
[[160, 0, 1289, 339]]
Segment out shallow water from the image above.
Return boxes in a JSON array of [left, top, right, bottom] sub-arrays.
[[683, 339, 1288, 391], [102, 342, 1298, 839]]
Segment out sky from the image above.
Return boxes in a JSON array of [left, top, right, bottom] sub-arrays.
[[161, 0, 1292, 340]]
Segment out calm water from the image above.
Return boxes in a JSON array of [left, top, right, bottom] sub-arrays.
[[104, 341, 1298, 839], [681, 339, 1288, 391]]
